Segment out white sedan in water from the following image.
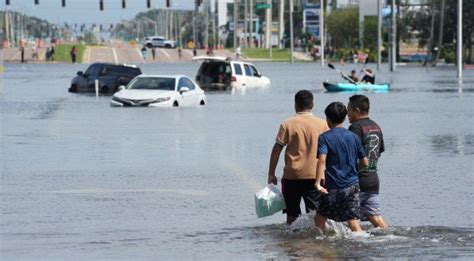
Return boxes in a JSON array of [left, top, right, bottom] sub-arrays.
[[110, 75, 207, 107]]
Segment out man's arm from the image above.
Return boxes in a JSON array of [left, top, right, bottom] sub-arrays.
[[359, 156, 369, 170], [268, 143, 284, 185], [315, 154, 328, 194]]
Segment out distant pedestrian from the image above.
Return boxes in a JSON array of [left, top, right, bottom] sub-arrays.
[[31, 44, 39, 60], [141, 45, 148, 61], [50, 46, 56, 61], [20, 46, 25, 63], [236, 46, 241, 59], [151, 47, 156, 60], [45, 47, 51, 61], [70, 46, 77, 63], [193, 48, 197, 57], [178, 47, 182, 60]]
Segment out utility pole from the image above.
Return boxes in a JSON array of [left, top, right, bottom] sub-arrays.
[[205, 0, 209, 49], [244, 0, 248, 47], [278, 0, 284, 49], [457, 0, 462, 79], [290, 0, 294, 63], [249, 0, 253, 47], [377, 0, 382, 70], [233, 0, 238, 49], [320, 0, 325, 67], [194, 2, 198, 50], [268, 0, 272, 57], [265, 0, 271, 49], [390, 0, 396, 71], [434, 0, 445, 66]]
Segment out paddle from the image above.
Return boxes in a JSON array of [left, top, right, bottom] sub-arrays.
[[328, 63, 356, 84], [358, 57, 370, 79]]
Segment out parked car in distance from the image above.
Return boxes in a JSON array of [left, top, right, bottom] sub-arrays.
[[69, 63, 142, 94], [144, 36, 177, 48], [193, 56, 271, 91], [110, 75, 207, 107]]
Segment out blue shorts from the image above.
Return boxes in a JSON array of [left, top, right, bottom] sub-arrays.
[[360, 192, 382, 221], [318, 184, 360, 222]]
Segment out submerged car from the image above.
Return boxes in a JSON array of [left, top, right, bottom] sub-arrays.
[[110, 75, 207, 107], [193, 56, 271, 91], [69, 63, 142, 94]]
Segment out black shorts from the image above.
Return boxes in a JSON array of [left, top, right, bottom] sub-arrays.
[[318, 184, 361, 222], [281, 179, 320, 217]]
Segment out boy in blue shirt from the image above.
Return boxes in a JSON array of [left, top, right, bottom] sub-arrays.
[[314, 102, 368, 232]]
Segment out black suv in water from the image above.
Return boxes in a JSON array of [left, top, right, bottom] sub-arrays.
[[68, 63, 142, 94]]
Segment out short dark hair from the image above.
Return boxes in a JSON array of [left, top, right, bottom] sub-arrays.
[[351, 70, 356, 74], [349, 94, 370, 114], [295, 90, 314, 110], [324, 102, 347, 124]]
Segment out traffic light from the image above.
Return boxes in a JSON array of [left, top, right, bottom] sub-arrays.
[[122, 0, 126, 9], [62, 0, 65, 7], [147, 0, 151, 8], [6, 0, 10, 5], [35, 0, 39, 5], [100, 0, 104, 11], [166, 0, 170, 8], [195, 0, 202, 7]]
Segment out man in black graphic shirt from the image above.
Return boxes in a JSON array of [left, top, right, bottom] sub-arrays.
[[348, 95, 388, 229]]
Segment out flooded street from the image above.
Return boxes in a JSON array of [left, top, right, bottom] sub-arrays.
[[1, 63, 473, 259]]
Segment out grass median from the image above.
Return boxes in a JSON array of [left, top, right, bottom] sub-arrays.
[[227, 48, 309, 62], [54, 44, 86, 63]]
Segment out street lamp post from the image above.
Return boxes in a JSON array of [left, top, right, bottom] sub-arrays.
[[457, 0, 462, 80]]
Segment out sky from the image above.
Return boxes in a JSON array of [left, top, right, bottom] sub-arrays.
[[2, 0, 196, 25]]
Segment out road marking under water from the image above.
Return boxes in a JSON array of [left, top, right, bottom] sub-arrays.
[[112, 48, 118, 64], [159, 49, 173, 62], [136, 48, 146, 64]]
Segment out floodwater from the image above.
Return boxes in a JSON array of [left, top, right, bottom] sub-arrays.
[[1, 62, 473, 259]]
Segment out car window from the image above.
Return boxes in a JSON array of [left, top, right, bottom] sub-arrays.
[[128, 77, 176, 90], [243, 64, 252, 76], [250, 65, 260, 77], [185, 78, 195, 90], [85, 64, 101, 76], [233, 63, 243, 75], [177, 77, 187, 89]]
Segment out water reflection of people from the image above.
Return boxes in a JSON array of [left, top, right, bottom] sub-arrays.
[[267, 90, 329, 225]]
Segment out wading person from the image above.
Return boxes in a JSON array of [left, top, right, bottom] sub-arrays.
[[70, 46, 77, 63], [151, 46, 156, 60], [314, 102, 368, 232], [348, 95, 388, 229], [267, 90, 329, 225], [141, 45, 148, 61]]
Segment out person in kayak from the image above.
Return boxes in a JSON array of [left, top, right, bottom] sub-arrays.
[[361, 69, 375, 84], [340, 70, 359, 84]]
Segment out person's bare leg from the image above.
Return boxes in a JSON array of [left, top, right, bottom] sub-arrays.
[[347, 219, 363, 232], [286, 215, 297, 225], [367, 215, 388, 229], [314, 215, 326, 231]]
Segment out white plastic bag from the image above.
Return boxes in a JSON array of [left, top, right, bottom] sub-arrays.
[[255, 184, 286, 218]]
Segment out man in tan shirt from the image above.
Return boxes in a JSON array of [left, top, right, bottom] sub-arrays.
[[268, 90, 329, 224]]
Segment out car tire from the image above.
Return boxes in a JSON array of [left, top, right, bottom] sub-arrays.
[[146, 43, 153, 48], [173, 101, 179, 107], [165, 44, 171, 48], [68, 84, 77, 93], [100, 86, 109, 94]]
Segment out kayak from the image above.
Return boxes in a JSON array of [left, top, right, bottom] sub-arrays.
[[323, 82, 390, 92]]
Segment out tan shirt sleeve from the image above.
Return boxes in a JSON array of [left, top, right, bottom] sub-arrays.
[[275, 124, 288, 146]]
